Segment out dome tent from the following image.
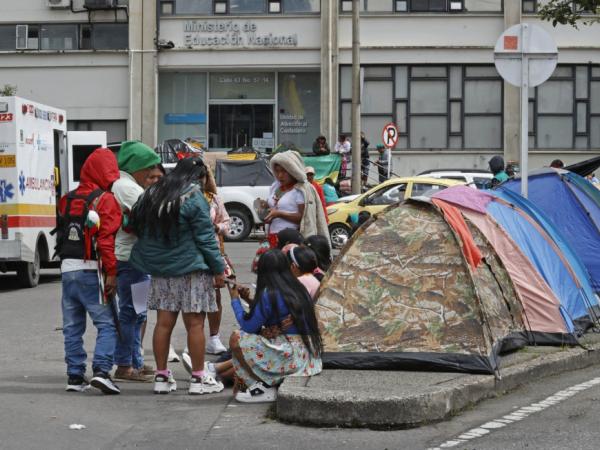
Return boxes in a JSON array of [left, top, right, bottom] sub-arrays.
[[318, 192, 578, 374]]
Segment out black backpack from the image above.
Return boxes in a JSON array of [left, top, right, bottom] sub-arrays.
[[53, 189, 104, 261]]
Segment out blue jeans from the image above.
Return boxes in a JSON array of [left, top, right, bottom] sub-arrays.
[[62, 270, 117, 377], [114, 261, 148, 369]]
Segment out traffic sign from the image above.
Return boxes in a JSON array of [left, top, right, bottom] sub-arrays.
[[494, 23, 558, 198], [382, 122, 398, 149]]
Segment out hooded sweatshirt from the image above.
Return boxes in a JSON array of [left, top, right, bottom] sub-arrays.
[[112, 141, 161, 261], [269, 151, 330, 245], [58, 148, 122, 276]]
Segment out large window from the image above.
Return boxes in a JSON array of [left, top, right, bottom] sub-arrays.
[[340, 0, 498, 13], [67, 120, 127, 143], [0, 25, 15, 51], [340, 64, 503, 150], [82, 23, 129, 50], [40, 24, 78, 50], [530, 65, 600, 149], [161, 0, 320, 15]]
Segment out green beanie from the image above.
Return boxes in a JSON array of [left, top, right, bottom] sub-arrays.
[[117, 140, 161, 174]]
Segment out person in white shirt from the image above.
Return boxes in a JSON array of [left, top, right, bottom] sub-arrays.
[[111, 141, 161, 382], [334, 134, 351, 178]]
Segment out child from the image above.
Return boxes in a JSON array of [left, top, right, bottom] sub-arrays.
[[304, 235, 332, 282], [227, 250, 322, 403], [287, 246, 321, 300]]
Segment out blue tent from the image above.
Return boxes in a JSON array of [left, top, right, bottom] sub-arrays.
[[490, 189, 599, 330], [501, 169, 600, 294]]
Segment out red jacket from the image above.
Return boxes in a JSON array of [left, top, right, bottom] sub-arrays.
[[58, 148, 122, 276], [311, 181, 329, 224]]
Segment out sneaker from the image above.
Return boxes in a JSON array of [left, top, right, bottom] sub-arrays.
[[168, 346, 180, 363], [181, 351, 192, 375], [65, 375, 90, 392], [235, 382, 277, 403], [90, 372, 121, 395], [113, 367, 153, 383], [154, 373, 177, 394], [206, 335, 227, 355], [188, 374, 224, 395]]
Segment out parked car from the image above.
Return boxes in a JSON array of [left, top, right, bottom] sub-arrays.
[[215, 158, 274, 242], [417, 169, 492, 189], [326, 177, 464, 248]]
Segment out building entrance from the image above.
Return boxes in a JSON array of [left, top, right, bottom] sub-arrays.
[[208, 104, 274, 150]]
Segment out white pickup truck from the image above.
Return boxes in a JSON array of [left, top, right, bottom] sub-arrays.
[[214, 158, 273, 242]]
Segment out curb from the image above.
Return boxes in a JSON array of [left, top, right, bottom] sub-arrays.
[[276, 345, 600, 429]]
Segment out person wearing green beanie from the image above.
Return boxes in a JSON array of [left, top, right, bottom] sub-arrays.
[[111, 141, 162, 382]]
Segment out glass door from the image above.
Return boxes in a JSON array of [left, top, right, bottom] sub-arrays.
[[208, 104, 274, 151]]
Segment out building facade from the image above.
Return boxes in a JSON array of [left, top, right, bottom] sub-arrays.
[[1, 0, 599, 175]]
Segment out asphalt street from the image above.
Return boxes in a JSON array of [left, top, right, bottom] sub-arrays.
[[1, 242, 600, 450]]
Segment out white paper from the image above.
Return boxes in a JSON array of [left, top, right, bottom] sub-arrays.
[[131, 280, 151, 315]]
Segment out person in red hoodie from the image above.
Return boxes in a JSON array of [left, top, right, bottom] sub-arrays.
[[57, 148, 122, 395]]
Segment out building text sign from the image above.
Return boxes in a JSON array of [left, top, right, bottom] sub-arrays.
[[184, 20, 298, 48]]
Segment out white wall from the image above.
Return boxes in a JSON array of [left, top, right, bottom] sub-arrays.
[[0, 54, 129, 120]]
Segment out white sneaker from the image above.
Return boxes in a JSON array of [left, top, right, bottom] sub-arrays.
[[181, 351, 192, 375], [168, 345, 180, 362], [188, 374, 224, 395], [206, 335, 227, 354], [235, 382, 277, 403], [154, 373, 177, 394]]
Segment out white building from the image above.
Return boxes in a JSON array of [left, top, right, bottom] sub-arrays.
[[1, 0, 599, 174]]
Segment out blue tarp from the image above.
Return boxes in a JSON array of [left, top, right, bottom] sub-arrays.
[[491, 189, 598, 326], [503, 170, 600, 293]]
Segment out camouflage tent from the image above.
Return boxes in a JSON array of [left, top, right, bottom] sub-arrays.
[[317, 197, 573, 374]]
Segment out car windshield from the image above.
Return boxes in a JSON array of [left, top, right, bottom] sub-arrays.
[[365, 183, 407, 205], [411, 183, 448, 197], [473, 177, 491, 189]]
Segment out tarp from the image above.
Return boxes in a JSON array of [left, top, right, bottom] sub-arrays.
[[502, 169, 600, 293], [303, 154, 342, 183], [214, 159, 273, 187], [318, 200, 530, 374], [565, 155, 600, 178]]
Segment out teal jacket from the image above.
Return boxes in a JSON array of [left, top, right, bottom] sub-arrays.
[[130, 185, 225, 278]]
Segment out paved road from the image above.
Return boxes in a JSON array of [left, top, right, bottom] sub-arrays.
[[1, 242, 599, 450]]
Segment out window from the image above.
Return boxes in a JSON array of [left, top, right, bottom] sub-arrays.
[[174, 0, 212, 14], [40, 24, 78, 50], [340, 64, 505, 150], [91, 23, 128, 50], [229, 0, 266, 14], [67, 120, 127, 143], [0, 25, 15, 51], [209, 72, 275, 99], [464, 0, 501, 12], [161, 1, 174, 14], [366, 183, 407, 205], [282, 0, 320, 12], [164, 0, 318, 15], [411, 183, 448, 197]]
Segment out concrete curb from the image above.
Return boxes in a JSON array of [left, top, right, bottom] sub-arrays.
[[276, 343, 600, 429]]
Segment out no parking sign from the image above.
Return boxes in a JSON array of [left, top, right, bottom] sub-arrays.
[[381, 123, 398, 149]]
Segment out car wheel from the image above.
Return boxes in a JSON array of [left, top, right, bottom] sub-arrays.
[[17, 245, 41, 288], [225, 207, 252, 242], [329, 223, 351, 249]]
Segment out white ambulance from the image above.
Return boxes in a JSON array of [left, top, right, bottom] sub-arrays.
[[0, 97, 106, 287]]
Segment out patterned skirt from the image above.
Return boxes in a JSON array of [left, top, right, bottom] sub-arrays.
[[232, 331, 322, 387], [148, 271, 217, 314]]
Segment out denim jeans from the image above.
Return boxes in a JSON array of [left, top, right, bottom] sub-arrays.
[[114, 261, 148, 369], [62, 270, 117, 377]]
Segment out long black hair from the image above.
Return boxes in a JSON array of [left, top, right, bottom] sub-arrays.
[[253, 249, 322, 357], [131, 157, 207, 240], [287, 245, 318, 275], [304, 235, 332, 272]]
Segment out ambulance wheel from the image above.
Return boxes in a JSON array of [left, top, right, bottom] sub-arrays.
[[17, 246, 41, 288]]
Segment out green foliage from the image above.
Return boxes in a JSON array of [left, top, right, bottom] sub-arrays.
[[0, 84, 17, 96], [538, 0, 600, 28]]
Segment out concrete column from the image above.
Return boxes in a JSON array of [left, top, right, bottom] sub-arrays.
[[128, 0, 158, 146], [503, 0, 521, 163], [320, 0, 338, 147]]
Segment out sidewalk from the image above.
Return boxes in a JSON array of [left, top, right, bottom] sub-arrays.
[[277, 333, 600, 429]]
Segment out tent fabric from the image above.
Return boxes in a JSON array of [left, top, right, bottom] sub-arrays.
[[214, 159, 273, 187], [490, 188, 598, 314], [565, 155, 600, 178], [460, 209, 569, 335], [317, 200, 528, 374], [432, 198, 481, 270], [502, 170, 600, 292], [433, 185, 492, 214]]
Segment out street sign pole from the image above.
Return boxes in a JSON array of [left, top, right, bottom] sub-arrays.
[[520, 24, 529, 198], [494, 23, 557, 199]]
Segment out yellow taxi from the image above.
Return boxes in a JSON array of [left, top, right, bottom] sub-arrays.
[[327, 177, 464, 247]]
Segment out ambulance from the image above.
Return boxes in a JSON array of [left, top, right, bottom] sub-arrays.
[[0, 96, 106, 287]]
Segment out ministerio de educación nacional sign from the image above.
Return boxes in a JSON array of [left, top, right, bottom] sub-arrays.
[[183, 20, 298, 48]]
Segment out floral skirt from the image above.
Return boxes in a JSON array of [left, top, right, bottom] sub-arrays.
[[232, 331, 322, 387], [148, 271, 216, 314]]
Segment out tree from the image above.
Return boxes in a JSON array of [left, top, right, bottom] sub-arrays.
[[538, 1, 600, 27], [0, 84, 17, 96]]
